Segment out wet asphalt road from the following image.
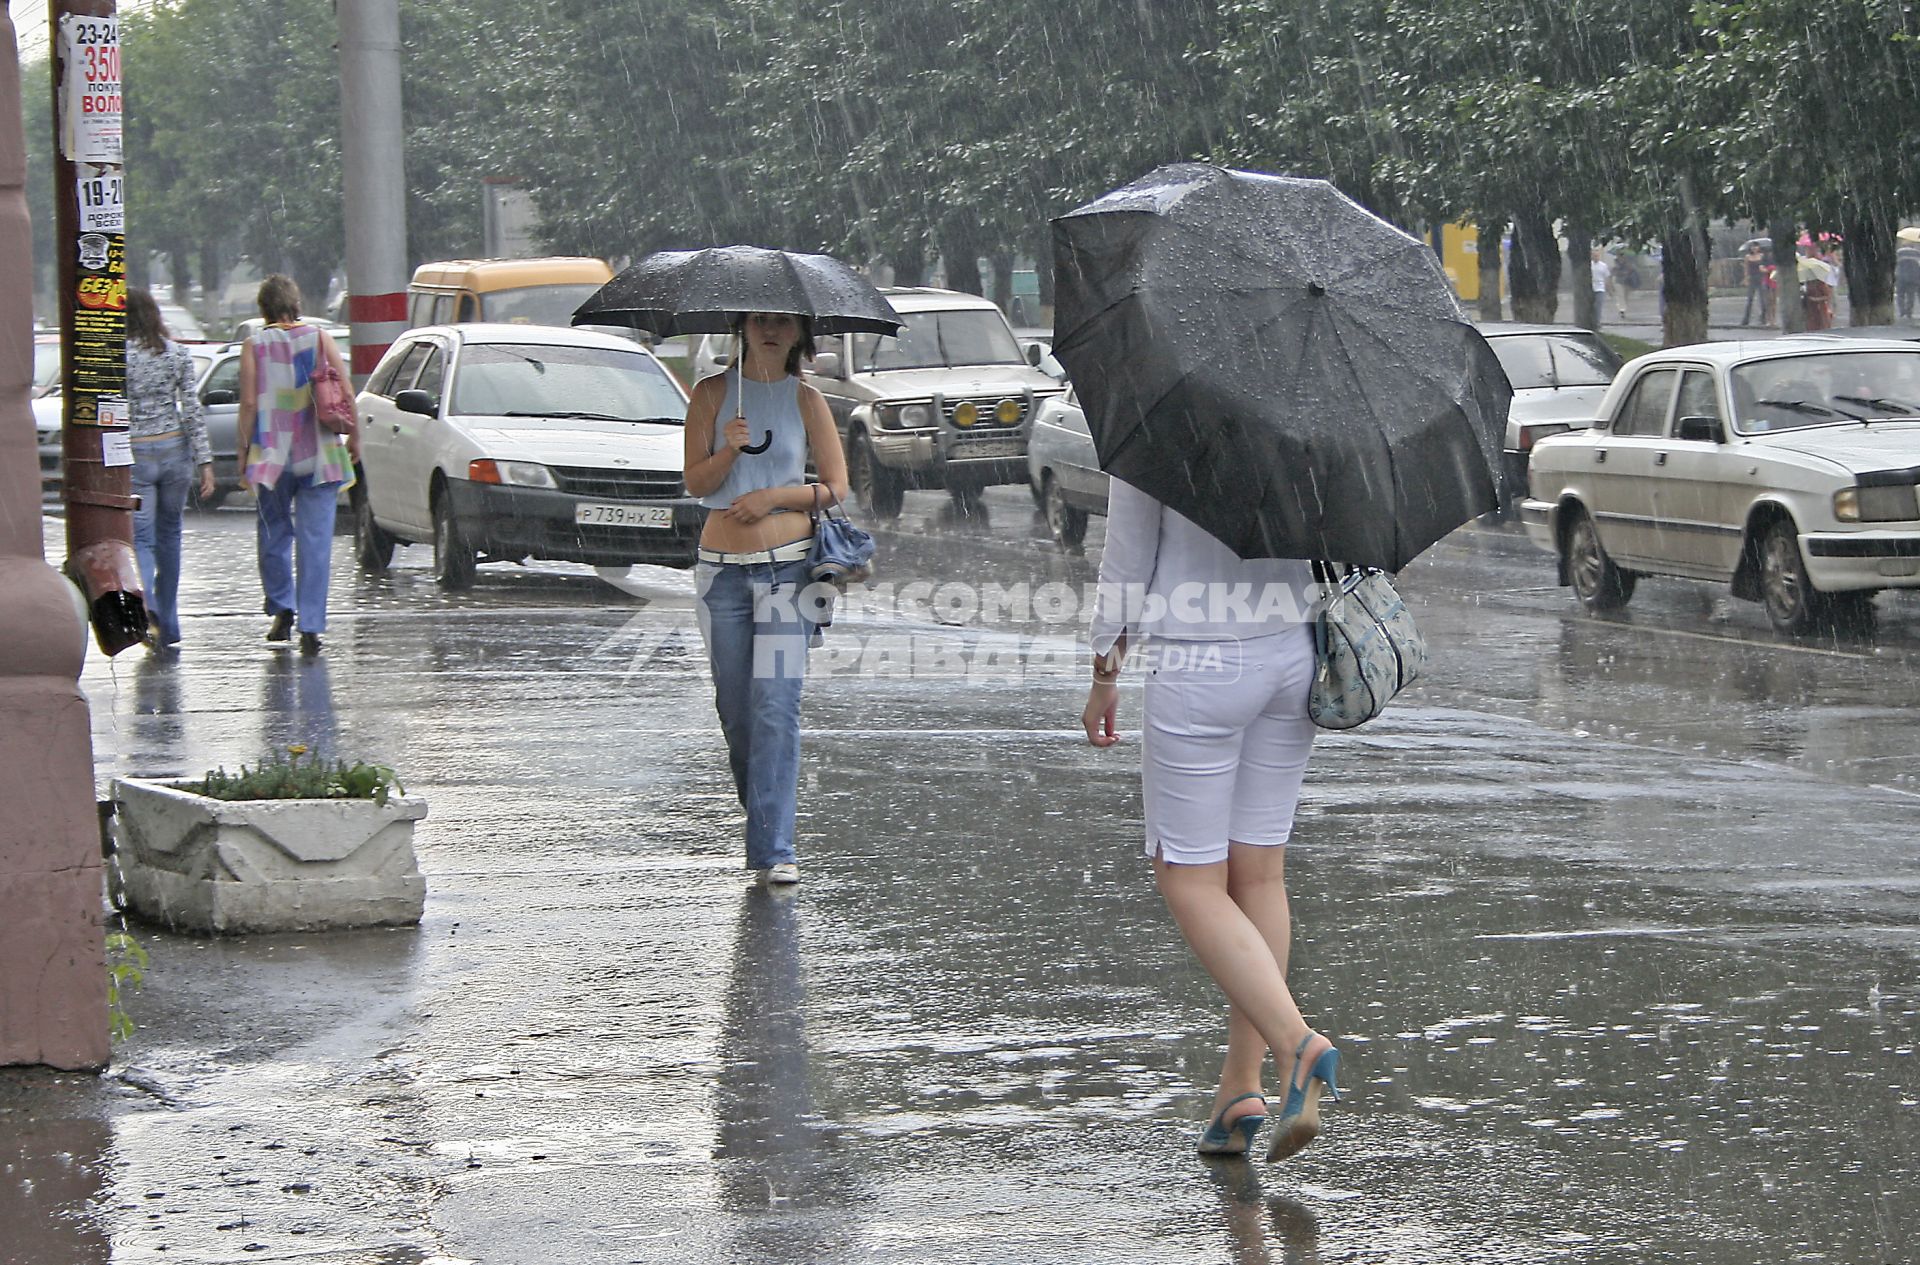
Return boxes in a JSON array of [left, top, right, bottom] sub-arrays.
[[3, 489, 1917, 1265]]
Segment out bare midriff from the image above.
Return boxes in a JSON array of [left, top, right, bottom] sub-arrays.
[[698, 501, 815, 554]]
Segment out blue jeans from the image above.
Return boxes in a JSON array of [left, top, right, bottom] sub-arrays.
[[131, 436, 193, 645], [256, 471, 340, 634], [696, 558, 815, 868]]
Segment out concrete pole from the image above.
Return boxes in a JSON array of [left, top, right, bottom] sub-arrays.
[[337, 0, 407, 385], [0, 0, 110, 1070]]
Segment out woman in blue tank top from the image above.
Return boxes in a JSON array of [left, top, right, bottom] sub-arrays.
[[682, 311, 851, 887]]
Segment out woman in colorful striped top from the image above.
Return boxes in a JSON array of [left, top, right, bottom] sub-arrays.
[[236, 274, 356, 655]]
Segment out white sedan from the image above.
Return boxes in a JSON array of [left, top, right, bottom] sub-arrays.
[[352, 324, 700, 588], [1521, 338, 1920, 632]]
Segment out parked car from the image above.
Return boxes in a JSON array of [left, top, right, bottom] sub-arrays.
[[191, 342, 248, 507], [158, 302, 209, 343], [1520, 339, 1920, 632], [1478, 323, 1623, 496], [351, 323, 700, 588], [1026, 386, 1107, 546], [406, 257, 613, 329], [32, 331, 61, 396], [805, 287, 1067, 515]]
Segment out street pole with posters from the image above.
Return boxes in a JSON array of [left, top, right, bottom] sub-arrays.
[[337, 0, 408, 387], [0, 0, 110, 1071], [53, 0, 145, 654]]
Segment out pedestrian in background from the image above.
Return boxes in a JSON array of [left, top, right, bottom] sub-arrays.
[[1740, 242, 1770, 327], [125, 288, 214, 653], [1081, 480, 1340, 1163], [1801, 256, 1835, 331], [682, 312, 850, 887], [1588, 248, 1612, 330], [237, 275, 355, 656], [1896, 243, 1920, 321]]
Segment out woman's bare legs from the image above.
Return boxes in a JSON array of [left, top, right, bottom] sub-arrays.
[[1159, 843, 1331, 1127]]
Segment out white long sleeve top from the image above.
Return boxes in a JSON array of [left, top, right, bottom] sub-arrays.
[[1088, 477, 1317, 657]]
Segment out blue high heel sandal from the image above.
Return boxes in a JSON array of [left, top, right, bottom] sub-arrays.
[[1267, 1033, 1341, 1162], [1196, 1092, 1268, 1156]]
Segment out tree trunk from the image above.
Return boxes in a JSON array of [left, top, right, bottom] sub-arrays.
[[1661, 224, 1710, 347], [1840, 201, 1896, 325], [1769, 220, 1802, 333], [1476, 218, 1504, 322], [890, 236, 927, 288], [1565, 227, 1597, 332], [938, 223, 984, 296], [199, 242, 226, 325], [1031, 226, 1055, 315], [167, 248, 192, 305], [1507, 210, 1560, 323], [989, 251, 1013, 313]]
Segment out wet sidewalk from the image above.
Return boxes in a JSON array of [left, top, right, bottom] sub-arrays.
[[4, 509, 1916, 1264]]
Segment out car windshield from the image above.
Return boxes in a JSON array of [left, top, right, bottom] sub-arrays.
[[1488, 333, 1619, 389], [479, 284, 606, 327], [450, 343, 686, 422], [1730, 350, 1920, 433], [853, 309, 1022, 370]]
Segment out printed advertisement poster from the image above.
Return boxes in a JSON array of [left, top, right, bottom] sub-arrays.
[[77, 173, 125, 234], [60, 15, 121, 164], [70, 231, 127, 424]]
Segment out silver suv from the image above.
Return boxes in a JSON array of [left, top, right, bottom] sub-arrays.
[[806, 287, 1066, 515]]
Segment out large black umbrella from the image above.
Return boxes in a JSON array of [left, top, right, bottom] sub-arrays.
[[572, 245, 902, 337], [1052, 163, 1513, 572]]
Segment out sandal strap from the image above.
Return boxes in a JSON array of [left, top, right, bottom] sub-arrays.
[[1210, 1091, 1267, 1126]]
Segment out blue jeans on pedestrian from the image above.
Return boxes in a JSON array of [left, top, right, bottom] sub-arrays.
[[256, 471, 340, 635], [696, 557, 815, 869], [131, 435, 193, 645]]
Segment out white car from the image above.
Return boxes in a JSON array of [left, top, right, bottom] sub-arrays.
[[352, 323, 700, 588], [1025, 385, 1106, 547], [1479, 323, 1622, 496], [1521, 338, 1920, 632]]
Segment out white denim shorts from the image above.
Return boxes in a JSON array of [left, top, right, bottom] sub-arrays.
[[1140, 625, 1317, 866]]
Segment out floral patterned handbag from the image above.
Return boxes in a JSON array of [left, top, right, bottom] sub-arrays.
[[1307, 562, 1425, 730]]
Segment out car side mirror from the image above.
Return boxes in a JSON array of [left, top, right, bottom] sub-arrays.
[[1025, 343, 1044, 368], [395, 388, 438, 418], [201, 388, 237, 406], [1676, 414, 1724, 443], [811, 351, 842, 378]]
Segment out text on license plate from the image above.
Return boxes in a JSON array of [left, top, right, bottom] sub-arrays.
[[956, 439, 1022, 459], [575, 502, 672, 528]]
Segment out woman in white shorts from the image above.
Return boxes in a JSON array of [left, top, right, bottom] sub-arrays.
[[1082, 477, 1341, 1162]]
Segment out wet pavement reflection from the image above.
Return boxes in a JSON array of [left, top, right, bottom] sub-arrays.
[[6, 497, 1915, 1263]]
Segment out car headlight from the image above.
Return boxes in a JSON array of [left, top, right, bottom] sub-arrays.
[[1833, 484, 1920, 523], [876, 402, 933, 429], [995, 398, 1022, 426], [469, 459, 557, 488]]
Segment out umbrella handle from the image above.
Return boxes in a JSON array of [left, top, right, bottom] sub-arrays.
[[742, 431, 773, 455]]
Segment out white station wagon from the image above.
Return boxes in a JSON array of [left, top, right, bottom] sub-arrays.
[[1521, 339, 1920, 632], [352, 324, 699, 588]]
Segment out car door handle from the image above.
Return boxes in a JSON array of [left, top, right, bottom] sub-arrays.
[[1654, 452, 1667, 466], [1594, 449, 1607, 464]]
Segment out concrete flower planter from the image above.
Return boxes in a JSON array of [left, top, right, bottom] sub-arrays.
[[108, 777, 428, 935]]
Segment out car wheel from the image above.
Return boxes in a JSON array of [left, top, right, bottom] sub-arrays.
[[432, 491, 476, 590], [1043, 473, 1088, 547], [353, 486, 396, 573], [1563, 507, 1635, 611], [850, 431, 904, 518], [1758, 517, 1823, 634]]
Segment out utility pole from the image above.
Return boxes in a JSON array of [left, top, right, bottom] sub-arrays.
[[337, 0, 408, 386], [0, 0, 111, 1071]]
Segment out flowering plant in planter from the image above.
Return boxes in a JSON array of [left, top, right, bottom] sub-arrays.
[[190, 744, 405, 806], [110, 745, 427, 935]]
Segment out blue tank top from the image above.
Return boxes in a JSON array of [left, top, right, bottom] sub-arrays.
[[698, 370, 808, 510]]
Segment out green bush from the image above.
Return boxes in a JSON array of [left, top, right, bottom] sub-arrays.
[[189, 745, 406, 806]]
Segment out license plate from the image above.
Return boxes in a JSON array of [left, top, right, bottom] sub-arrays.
[[575, 502, 672, 528], [955, 439, 1022, 459]]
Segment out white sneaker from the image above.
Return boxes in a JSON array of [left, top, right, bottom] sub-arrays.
[[765, 863, 800, 885]]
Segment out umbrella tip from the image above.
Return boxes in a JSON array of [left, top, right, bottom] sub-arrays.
[[1307, 281, 1327, 297]]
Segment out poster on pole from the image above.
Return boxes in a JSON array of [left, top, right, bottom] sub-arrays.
[[59, 15, 122, 164], [70, 231, 128, 425], [76, 172, 125, 233]]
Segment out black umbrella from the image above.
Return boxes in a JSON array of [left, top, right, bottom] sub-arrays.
[[1051, 164, 1513, 572], [571, 245, 903, 337]]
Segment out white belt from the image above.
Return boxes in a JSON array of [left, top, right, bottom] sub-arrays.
[[697, 537, 814, 566]]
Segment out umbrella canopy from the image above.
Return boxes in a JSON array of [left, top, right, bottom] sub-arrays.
[[1051, 163, 1512, 572], [1797, 256, 1832, 281], [1897, 226, 1920, 244], [572, 245, 902, 337]]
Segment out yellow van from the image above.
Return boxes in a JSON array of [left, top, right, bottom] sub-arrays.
[[405, 257, 613, 328]]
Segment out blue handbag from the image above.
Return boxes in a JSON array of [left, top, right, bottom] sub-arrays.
[[808, 486, 875, 586], [1306, 561, 1425, 730]]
